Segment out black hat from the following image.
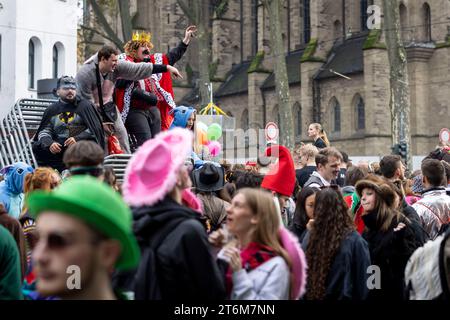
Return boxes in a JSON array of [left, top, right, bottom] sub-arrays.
[[192, 163, 225, 192]]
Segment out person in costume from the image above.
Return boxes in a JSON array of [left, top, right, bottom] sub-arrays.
[[32, 76, 105, 172], [122, 128, 225, 300], [170, 105, 204, 168], [27, 176, 139, 300], [115, 26, 196, 149], [0, 162, 34, 219], [261, 145, 297, 227]]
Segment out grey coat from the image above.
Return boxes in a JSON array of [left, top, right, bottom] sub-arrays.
[[75, 54, 156, 153]]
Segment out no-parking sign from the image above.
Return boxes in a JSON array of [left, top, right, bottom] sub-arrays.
[[265, 122, 279, 143]]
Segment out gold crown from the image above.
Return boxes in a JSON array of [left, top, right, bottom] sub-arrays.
[[132, 31, 152, 43]]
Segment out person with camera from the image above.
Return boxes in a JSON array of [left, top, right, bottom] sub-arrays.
[[76, 45, 183, 154], [115, 26, 197, 149], [32, 76, 105, 173]]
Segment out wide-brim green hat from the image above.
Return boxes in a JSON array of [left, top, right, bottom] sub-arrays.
[[27, 175, 140, 270]]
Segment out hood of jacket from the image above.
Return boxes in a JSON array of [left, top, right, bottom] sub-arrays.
[[132, 196, 202, 241], [0, 162, 34, 195], [170, 106, 195, 129]]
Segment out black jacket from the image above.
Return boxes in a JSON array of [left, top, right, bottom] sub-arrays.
[[132, 196, 226, 301], [362, 213, 425, 300], [33, 97, 105, 150], [303, 231, 371, 300]]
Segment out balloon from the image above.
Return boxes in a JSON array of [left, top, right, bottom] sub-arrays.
[[207, 123, 222, 141], [197, 129, 208, 145], [207, 141, 221, 157], [196, 121, 208, 133]]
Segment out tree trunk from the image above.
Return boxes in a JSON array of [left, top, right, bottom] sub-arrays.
[[118, 0, 133, 42], [177, 0, 211, 108], [383, 0, 412, 170], [262, 0, 294, 149]]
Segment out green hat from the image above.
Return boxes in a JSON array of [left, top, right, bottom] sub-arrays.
[[26, 175, 140, 270]]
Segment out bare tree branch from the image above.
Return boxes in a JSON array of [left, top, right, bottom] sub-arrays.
[[118, 0, 133, 41], [80, 25, 123, 49], [86, 0, 124, 47], [176, 0, 197, 23]]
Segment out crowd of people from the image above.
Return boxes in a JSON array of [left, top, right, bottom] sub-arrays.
[[0, 24, 450, 301]]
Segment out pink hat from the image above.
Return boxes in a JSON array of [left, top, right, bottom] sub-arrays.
[[123, 128, 193, 207], [279, 227, 307, 300]]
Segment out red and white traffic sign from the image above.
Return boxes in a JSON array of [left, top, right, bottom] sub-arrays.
[[439, 128, 450, 144], [265, 122, 279, 143]]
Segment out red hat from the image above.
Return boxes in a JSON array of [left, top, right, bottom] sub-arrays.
[[261, 145, 296, 197]]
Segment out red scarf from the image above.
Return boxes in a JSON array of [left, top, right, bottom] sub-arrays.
[[225, 242, 277, 297]]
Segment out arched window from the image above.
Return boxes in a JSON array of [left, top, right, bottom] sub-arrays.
[[28, 37, 42, 89], [52, 45, 59, 79], [28, 40, 35, 88], [241, 109, 249, 131], [399, 3, 408, 42], [355, 95, 365, 130], [333, 20, 343, 42], [303, 0, 311, 44], [360, 0, 369, 31], [422, 3, 431, 42], [330, 98, 341, 133], [293, 102, 302, 138]]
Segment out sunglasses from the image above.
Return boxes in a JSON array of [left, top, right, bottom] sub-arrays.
[[142, 49, 150, 55], [36, 232, 76, 251], [69, 166, 104, 178]]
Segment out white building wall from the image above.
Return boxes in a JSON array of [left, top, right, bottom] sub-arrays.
[[0, 0, 78, 120]]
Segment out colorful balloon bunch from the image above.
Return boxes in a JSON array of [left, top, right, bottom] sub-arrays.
[[196, 122, 222, 157]]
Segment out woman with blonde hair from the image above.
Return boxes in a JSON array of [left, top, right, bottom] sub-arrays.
[[308, 123, 330, 149], [210, 188, 306, 300]]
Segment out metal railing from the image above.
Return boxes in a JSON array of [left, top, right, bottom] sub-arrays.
[[1, 98, 133, 182], [0, 99, 55, 168], [104, 154, 132, 183]]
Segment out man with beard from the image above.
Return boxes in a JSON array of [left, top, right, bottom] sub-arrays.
[[32, 76, 105, 172]]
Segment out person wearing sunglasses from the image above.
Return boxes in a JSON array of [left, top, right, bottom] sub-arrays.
[[114, 26, 196, 149], [27, 176, 140, 300]]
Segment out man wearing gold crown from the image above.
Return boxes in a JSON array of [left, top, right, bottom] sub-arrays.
[[115, 26, 196, 148]]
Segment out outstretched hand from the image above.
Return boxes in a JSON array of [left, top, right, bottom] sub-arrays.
[[183, 25, 197, 45], [167, 65, 183, 79]]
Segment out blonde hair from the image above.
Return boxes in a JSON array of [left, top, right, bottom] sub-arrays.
[[311, 123, 330, 147], [236, 188, 293, 287], [299, 143, 319, 160]]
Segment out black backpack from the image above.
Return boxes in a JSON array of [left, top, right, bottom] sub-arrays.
[[112, 218, 184, 300]]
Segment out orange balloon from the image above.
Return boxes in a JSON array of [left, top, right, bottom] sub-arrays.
[[197, 129, 208, 145]]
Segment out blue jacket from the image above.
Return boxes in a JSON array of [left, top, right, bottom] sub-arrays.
[[0, 162, 34, 219]]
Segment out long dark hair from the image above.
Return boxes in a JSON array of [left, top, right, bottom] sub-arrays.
[[293, 187, 319, 230], [305, 188, 355, 300]]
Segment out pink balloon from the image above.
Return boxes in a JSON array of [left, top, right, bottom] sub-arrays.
[[207, 141, 221, 157]]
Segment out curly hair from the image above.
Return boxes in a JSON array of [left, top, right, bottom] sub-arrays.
[[305, 188, 355, 300], [124, 40, 154, 60], [24, 167, 59, 193]]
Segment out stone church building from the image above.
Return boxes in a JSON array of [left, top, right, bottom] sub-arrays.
[[85, 0, 450, 156]]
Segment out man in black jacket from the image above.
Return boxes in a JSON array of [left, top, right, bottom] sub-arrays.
[[32, 76, 104, 172]]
